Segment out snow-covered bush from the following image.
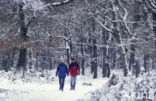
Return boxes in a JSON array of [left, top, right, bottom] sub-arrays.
[[82, 72, 156, 101]]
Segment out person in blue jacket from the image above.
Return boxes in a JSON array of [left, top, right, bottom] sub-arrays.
[[56, 59, 68, 91]]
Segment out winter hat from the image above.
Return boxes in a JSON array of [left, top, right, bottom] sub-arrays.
[[71, 57, 75, 61]]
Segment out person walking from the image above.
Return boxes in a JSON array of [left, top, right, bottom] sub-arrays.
[[56, 59, 68, 91], [68, 58, 80, 90]]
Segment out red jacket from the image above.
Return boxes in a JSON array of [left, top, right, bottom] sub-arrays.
[[68, 62, 80, 76]]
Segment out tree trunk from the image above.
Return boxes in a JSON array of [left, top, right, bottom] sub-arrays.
[[112, 29, 128, 77], [144, 55, 149, 73], [89, 33, 94, 74], [81, 38, 85, 75], [152, 12, 156, 70], [103, 63, 110, 78], [129, 44, 135, 70], [102, 49, 107, 77], [81, 57, 85, 75], [111, 2, 128, 76], [66, 48, 70, 65], [2, 53, 8, 72], [17, 4, 27, 76], [89, 17, 98, 78], [112, 49, 116, 69], [93, 38, 97, 79], [17, 49, 27, 68], [134, 60, 140, 78], [102, 28, 110, 77]]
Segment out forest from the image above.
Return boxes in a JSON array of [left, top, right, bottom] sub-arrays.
[[0, 0, 156, 101]]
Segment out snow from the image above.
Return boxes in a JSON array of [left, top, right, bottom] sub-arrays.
[[14, 0, 46, 11], [80, 70, 156, 101], [51, 0, 72, 5], [52, 2, 62, 6], [0, 69, 155, 101], [0, 70, 108, 101]]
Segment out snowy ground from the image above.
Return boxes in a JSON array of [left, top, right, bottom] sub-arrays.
[[1, 69, 155, 101], [0, 70, 108, 101]]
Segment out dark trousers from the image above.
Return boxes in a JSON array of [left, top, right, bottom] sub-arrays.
[[59, 77, 65, 90]]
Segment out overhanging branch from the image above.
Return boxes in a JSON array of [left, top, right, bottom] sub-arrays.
[[51, 0, 73, 6]]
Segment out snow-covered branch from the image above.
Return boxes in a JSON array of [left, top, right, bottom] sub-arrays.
[[145, 0, 156, 13], [51, 0, 73, 6], [91, 15, 112, 33]]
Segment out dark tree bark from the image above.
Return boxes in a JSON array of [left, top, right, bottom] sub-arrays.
[[81, 38, 85, 75], [89, 17, 98, 78], [89, 33, 94, 74], [128, 1, 139, 71], [93, 38, 97, 79], [102, 26, 110, 77], [81, 57, 85, 75], [2, 53, 8, 72], [112, 50, 116, 69], [134, 60, 140, 78], [17, 4, 27, 75], [129, 44, 135, 70], [112, 29, 128, 77], [1, 51, 13, 72], [88, 18, 96, 74], [144, 55, 150, 73], [103, 63, 110, 78], [152, 12, 156, 70]]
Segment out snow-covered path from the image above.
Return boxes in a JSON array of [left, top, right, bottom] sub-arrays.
[[0, 75, 108, 101]]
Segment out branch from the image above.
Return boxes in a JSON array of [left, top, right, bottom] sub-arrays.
[[145, 0, 156, 13], [26, 17, 36, 28], [91, 14, 112, 33], [51, 0, 73, 6], [117, 0, 133, 37], [37, 21, 50, 36], [0, 22, 18, 40]]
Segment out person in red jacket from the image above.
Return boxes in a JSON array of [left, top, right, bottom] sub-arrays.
[[68, 58, 80, 90]]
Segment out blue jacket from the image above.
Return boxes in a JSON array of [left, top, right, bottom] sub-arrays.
[[56, 63, 68, 78]]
